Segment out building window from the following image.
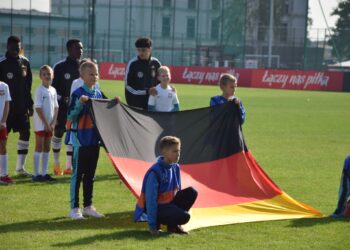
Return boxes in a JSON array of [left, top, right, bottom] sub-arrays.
[[187, 18, 195, 38], [212, 0, 220, 10], [48, 28, 56, 35], [162, 17, 171, 37], [188, 0, 196, 9], [284, 0, 289, 14], [211, 18, 219, 39], [258, 24, 266, 41], [1, 25, 11, 32], [48, 45, 56, 52], [72, 30, 80, 36], [163, 0, 171, 8], [280, 23, 288, 42], [25, 27, 34, 34]]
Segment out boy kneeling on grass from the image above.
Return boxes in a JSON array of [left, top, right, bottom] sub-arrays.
[[134, 136, 198, 235], [331, 155, 350, 218]]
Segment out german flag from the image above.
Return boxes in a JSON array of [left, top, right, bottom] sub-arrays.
[[89, 100, 323, 231]]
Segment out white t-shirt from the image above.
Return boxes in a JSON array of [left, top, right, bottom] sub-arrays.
[[34, 85, 59, 131], [148, 84, 179, 112], [0, 81, 11, 123], [70, 77, 100, 97]]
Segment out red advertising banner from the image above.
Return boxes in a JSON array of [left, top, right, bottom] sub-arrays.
[[99, 62, 344, 92], [250, 69, 344, 91], [99, 62, 251, 87], [99, 62, 125, 81], [168, 66, 252, 87]]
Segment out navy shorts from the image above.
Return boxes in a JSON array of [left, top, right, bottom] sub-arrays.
[[6, 113, 30, 133]]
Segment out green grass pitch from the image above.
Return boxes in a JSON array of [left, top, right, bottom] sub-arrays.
[[0, 75, 349, 249]]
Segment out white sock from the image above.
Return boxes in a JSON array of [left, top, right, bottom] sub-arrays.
[[42, 152, 49, 176], [52, 136, 62, 165], [33, 152, 41, 176], [66, 144, 73, 169], [0, 154, 8, 176], [16, 140, 29, 171]]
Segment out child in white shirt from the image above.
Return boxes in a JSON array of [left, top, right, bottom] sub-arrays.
[[148, 66, 179, 112], [32, 65, 59, 182], [0, 81, 12, 184]]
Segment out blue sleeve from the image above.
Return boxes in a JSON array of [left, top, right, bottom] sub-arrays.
[[177, 165, 181, 190], [145, 172, 159, 231], [171, 103, 179, 112], [148, 105, 156, 112], [239, 101, 246, 125], [67, 94, 84, 123], [210, 97, 216, 107]]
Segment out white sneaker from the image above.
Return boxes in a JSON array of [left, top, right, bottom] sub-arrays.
[[69, 208, 85, 220], [16, 169, 32, 177], [82, 206, 104, 218]]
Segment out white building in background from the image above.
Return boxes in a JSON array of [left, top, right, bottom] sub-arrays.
[[51, 0, 309, 69], [0, 0, 313, 69], [0, 8, 86, 67]]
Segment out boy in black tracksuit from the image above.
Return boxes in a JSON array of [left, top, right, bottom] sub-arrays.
[[0, 36, 33, 177], [51, 39, 83, 176], [125, 37, 161, 110]]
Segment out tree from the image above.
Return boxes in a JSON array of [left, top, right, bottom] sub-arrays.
[[328, 0, 350, 60]]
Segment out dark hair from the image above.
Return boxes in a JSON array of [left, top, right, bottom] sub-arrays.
[[159, 136, 181, 151], [135, 37, 152, 48], [7, 35, 21, 46], [66, 39, 81, 49]]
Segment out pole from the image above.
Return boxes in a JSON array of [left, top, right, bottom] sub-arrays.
[[267, 0, 274, 68], [107, 0, 111, 61], [90, 0, 96, 59], [29, 0, 32, 59], [196, 0, 200, 65], [128, 0, 132, 60], [302, 0, 309, 69], [171, 1, 176, 65], [10, 0, 13, 34], [242, 0, 247, 68], [68, 0, 71, 38], [48, 8, 51, 64], [150, 0, 154, 37]]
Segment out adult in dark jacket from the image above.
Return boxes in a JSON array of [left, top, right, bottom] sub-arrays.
[[0, 36, 33, 177], [125, 37, 161, 110], [51, 39, 83, 176]]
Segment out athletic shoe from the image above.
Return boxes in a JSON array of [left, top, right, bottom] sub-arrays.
[[32, 175, 43, 182], [167, 225, 188, 235], [16, 168, 33, 177], [0, 175, 15, 184], [43, 174, 56, 182], [63, 168, 72, 175], [69, 208, 85, 220], [82, 206, 105, 218], [344, 205, 350, 217], [53, 164, 63, 176]]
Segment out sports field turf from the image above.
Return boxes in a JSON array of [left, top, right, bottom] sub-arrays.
[[0, 76, 349, 249]]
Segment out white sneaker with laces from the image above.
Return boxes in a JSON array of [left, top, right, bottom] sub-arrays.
[[83, 206, 105, 218], [69, 208, 85, 220], [16, 169, 32, 177]]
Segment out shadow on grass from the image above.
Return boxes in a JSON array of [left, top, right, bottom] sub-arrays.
[[0, 210, 170, 247], [52, 229, 169, 248], [11, 173, 120, 185], [0, 211, 142, 233], [288, 216, 349, 228]]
